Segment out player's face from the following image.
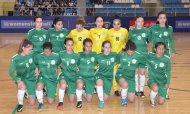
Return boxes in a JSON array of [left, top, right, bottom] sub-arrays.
[[76, 24, 83, 32], [103, 43, 111, 54], [44, 48, 52, 56], [34, 18, 43, 29], [23, 45, 33, 55], [95, 17, 104, 28], [113, 20, 121, 31], [65, 40, 74, 52], [157, 14, 167, 26], [126, 50, 134, 56], [84, 42, 92, 53], [54, 21, 63, 30], [155, 45, 165, 57], [135, 17, 144, 28]]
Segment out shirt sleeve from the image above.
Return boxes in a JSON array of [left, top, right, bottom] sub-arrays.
[[9, 59, 20, 81], [168, 27, 176, 53]]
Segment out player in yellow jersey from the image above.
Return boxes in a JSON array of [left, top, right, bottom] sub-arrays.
[[67, 17, 89, 53], [107, 17, 129, 96], [89, 16, 108, 54]]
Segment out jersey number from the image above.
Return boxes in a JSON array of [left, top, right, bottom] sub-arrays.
[[26, 63, 29, 68], [154, 64, 158, 69], [107, 61, 111, 65], [128, 62, 131, 66]]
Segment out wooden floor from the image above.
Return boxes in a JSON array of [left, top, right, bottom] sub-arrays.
[[0, 33, 190, 114]]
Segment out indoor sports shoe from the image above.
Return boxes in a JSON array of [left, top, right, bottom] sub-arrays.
[[121, 99, 127, 106], [150, 100, 156, 107], [38, 103, 43, 110], [76, 101, 82, 108], [165, 94, 170, 101], [43, 88, 47, 97], [135, 91, 139, 96], [139, 91, 145, 98], [98, 101, 104, 108], [114, 90, 120, 96], [57, 102, 63, 110], [17, 104, 23, 112]]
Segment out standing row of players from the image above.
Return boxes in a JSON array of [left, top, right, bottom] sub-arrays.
[[9, 11, 175, 112]]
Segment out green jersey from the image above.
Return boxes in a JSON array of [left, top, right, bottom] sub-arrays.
[[146, 52, 171, 85], [116, 51, 142, 79], [34, 52, 60, 82], [78, 52, 97, 78], [59, 51, 79, 78], [128, 27, 150, 53], [9, 52, 36, 81], [95, 52, 119, 79], [27, 28, 48, 53], [47, 28, 68, 53], [149, 24, 176, 56]]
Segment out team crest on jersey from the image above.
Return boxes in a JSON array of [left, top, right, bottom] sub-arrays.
[[121, 34, 124, 38], [164, 32, 168, 36], [91, 57, 95, 62], [159, 62, 164, 67], [60, 33, 64, 38], [71, 59, 75, 64], [111, 57, 115, 62], [132, 59, 137, 64], [43, 35, 46, 39], [142, 33, 146, 37], [83, 34, 87, 38], [102, 32, 106, 36], [51, 60, 55, 65], [29, 58, 33, 64], [137, 36, 141, 40]]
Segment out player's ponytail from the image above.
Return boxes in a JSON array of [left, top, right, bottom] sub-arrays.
[[18, 39, 33, 54]]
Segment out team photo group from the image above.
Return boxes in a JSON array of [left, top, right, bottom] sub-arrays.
[[9, 11, 175, 112]]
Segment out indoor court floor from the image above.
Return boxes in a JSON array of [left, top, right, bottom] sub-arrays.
[[0, 33, 190, 114]]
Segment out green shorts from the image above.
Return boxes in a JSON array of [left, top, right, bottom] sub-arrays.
[[147, 80, 167, 98], [24, 79, 37, 96], [78, 76, 95, 95], [37, 76, 58, 99], [95, 75, 113, 96], [59, 75, 77, 95], [116, 76, 135, 93]]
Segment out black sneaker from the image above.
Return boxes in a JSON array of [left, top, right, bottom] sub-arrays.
[[24, 92, 28, 99], [17, 104, 23, 112], [94, 87, 97, 94], [76, 101, 82, 108], [135, 91, 139, 96], [114, 90, 120, 96], [139, 91, 145, 98], [43, 88, 47, 97]]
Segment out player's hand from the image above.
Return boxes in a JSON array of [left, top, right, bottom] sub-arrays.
[[35, 68, 40, 76], [171, 53, 175, 60], [164, 84, 169, 89], [129, 26, 135, 30]]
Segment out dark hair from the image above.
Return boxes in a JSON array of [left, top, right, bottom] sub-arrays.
[[125, 40, 136, 51], [83, 38, 93, 51], [34, 16, 43, 22], [155, 42, 166, 49], [64, 38, 73, 45], [76, 16, 85, 26], [95, 16, 103, 22], [18, 39, 33, 54], [134, 15, 144, 21], [156, 11, 168, 28], [113, 15, 121, 24], [43, 42, 53, 50], [83, 38, 93, 45], [52, 17, 62, 28]]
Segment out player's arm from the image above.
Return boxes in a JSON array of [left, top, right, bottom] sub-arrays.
[[26, 30, 32, 40], [166, 59, 171, 85], [169, 27, 176, 53], [67, 30, 72, 38], [9, 59, 20, 81]]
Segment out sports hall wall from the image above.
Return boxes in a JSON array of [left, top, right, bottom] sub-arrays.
[[0, 16, 190, 32]]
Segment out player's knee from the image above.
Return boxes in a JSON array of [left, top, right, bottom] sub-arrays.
[[28, 101, 35, 106], [60, 82, 67, 89], [96, 80, 103, 86], [69, 98, 74, 103], [36, 84, 43, 91], [77, 81, 83, 89], [158, 100, 165, 105], [152, 84, 159, 92], [86, 99, 92, 103], [128, 97, 135, 103]]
